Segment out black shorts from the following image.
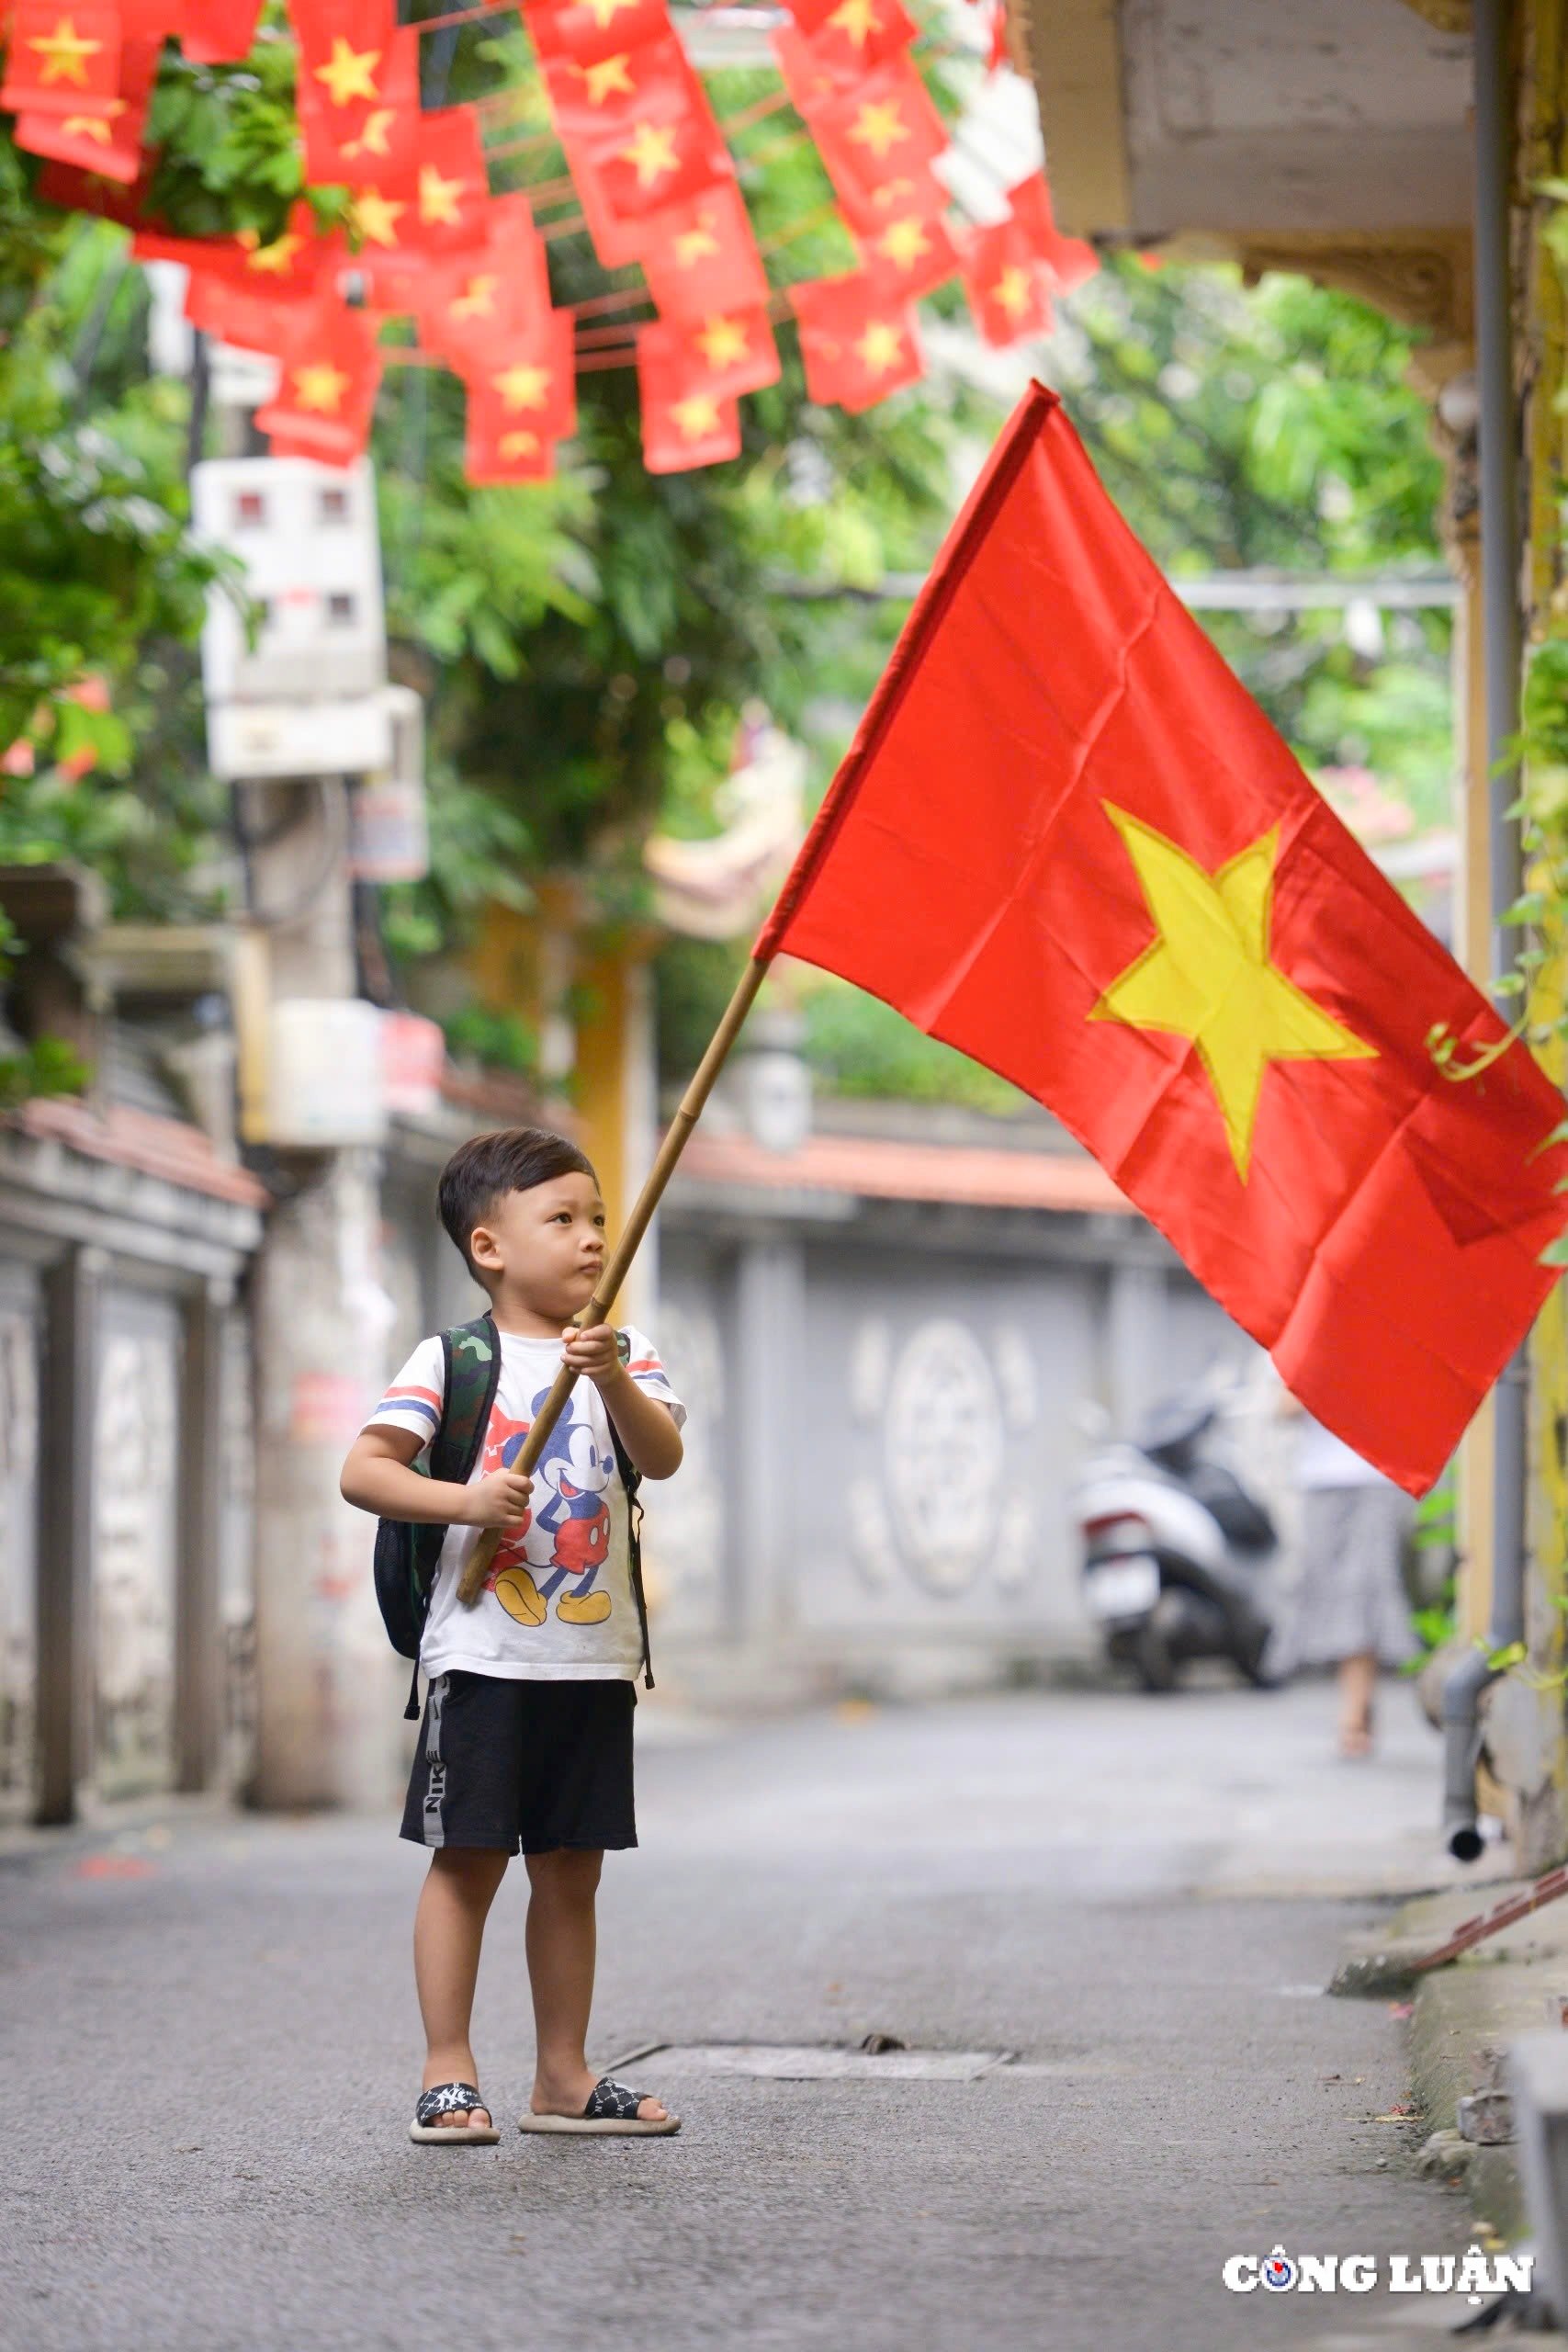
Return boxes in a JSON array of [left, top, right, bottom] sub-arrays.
[[400, 1670, 637, 1856]]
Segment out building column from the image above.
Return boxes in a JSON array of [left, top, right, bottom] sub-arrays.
[[34, 1241, 102, 1826], [250, 1148, 400, 1810], [175, 1276, 229, 1794], [730, 1229, 806, 1643]]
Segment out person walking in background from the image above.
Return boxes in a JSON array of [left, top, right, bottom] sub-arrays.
[[1270, 1390, 1418, 1758]]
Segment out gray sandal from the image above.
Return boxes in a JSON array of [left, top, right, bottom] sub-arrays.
[[518, 2075, 681, 2136], [410, 2080, 500, 2143]]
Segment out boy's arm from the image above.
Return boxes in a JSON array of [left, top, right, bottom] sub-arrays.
[[340, 1426, 534, 1527], [561, 1325, 684, 1479]]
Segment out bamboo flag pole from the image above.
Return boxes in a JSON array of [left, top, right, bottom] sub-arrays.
[[456, 952, 770, 1606]]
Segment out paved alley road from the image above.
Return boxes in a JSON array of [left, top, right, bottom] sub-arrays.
[[0, 1677, 1517, 2352]]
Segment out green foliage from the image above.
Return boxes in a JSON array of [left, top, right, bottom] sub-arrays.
[[1057, 257, 1451, 802]]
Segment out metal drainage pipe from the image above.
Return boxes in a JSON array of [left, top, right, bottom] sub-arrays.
[[1440, 0, 1529, 1864]]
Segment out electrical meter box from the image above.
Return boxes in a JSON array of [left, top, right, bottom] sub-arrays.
[[192, 455, 392, 778]]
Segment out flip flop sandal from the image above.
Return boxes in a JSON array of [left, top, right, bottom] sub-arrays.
[[518, 2076, 681, 2136], [410, 2081, 501, 2144]]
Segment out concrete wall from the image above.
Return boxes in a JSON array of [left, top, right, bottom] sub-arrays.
[[644, 1193, 1259, 1698]]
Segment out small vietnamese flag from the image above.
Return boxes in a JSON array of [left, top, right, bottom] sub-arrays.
[[790, 272, 923, 413], [960, 215, 1053, 345], [637, 183, 768, 321], [784, 0, 919, 81], [254, 298, 383, 467], [1007, 170, 1099, 292], [637, 333, 741, 474], [1, 1, 120, 115], [856, 208, 961, 304], [753, 384, 1568, 1493]]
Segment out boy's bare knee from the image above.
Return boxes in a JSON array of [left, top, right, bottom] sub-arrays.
[[431, 1845, 510, 1894], [525, 1847, 603, 1897]]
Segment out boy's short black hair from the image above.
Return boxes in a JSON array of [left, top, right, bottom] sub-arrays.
[[438, 1126, 599, 1289]]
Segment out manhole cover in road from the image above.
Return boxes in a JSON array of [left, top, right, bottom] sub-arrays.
[[612, 2043, 1013, 2081]]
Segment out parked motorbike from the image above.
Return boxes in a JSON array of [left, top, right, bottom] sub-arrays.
[[1072, 1387, 1280, 1691]]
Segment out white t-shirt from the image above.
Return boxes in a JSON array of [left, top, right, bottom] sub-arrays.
[[364, 1322, 685, 1681]]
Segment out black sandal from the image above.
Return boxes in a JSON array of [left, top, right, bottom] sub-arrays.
[[410, 2080, 500, 2143], [518, 2075, 681, 2136]]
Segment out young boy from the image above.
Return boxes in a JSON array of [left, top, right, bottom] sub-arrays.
[[339, 1125, 686, 2143]]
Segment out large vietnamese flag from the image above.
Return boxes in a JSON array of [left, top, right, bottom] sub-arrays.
[[753, 383, 1568, 1493]]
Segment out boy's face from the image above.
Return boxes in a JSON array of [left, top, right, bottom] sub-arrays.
[[468, 1171, 607, 1314]]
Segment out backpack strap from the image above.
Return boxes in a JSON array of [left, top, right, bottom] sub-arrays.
[[402, 1311, 502, 1721], [608, 1330, 654, 1691]]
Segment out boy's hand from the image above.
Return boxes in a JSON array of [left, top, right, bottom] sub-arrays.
[[462, 1467, 533, 1529], [561, 1322, 622, 1385]]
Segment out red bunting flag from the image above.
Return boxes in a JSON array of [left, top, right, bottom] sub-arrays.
[[773, 28, 946, 229], [754, 383, 1568, 1493], [960, 214, 1053, 345], [856, 207, 960, 303], [291, 0, 420, 188], [524, 0, 671, 70], [36, 154, 154, 221], [784, 0, 918, 81], [790, 271, 923, 412], [639, 309, 778, 401], [592, 94, 730, 220], [413, 193, 549, 365], [637, 182, 767, 320], [637, 330, 741, 473], [180, 0, 263, 62], [254, 297, 383, 466], [407, 105, 491, 251], [1007, 170, 1098, 292], [13, 30, 159, 180], [539, 29, 690, 141], [807, 57, 947, 212], [1, 2, 120, 115], [460, 308, 577, 471], [183, 206, 341, 352]]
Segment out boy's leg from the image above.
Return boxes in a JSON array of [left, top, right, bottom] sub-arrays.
[[413, 1846, 511, 2129], [524, 1849, 669, 2123]]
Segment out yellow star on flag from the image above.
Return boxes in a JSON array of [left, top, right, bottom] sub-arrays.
[[450, 275, 499, 321], [27, 16, 103, 85], [855, 320, 906, 375], [313, 36, 381, 108], [419, 164, 467, 227], [493, 363, 550, 412], [618, 119, 680, 188], [343, 107, 396, 159], [849, 99, 909, 158], [581, 0, 640, 26], [62, 111, 113, 141], [575, 52, 635, 104], [1089, 804, 1376, 1180], [244, 231, 304, 276], [695, 314, 749, 369], [674, 218, 720, 267], [351, 188, 406, 247], [671, 393, 721, 439], [828, 0, 882, 45], [293, 362, 351, 414], [989, 264, 1033, 320], [876, 218, 931, 271], [501, 430, 541, 459]]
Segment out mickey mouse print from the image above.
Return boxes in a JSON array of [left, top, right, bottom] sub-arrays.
[[366, 1324, 686, 1681]]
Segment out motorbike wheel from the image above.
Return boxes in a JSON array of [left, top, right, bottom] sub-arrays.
[[1134, 1608, 1179, 1693], [1235, 1622, 1280, 1690]]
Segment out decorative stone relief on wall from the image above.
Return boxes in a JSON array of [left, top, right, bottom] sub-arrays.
[[849, 1315, 1041, 1598]]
